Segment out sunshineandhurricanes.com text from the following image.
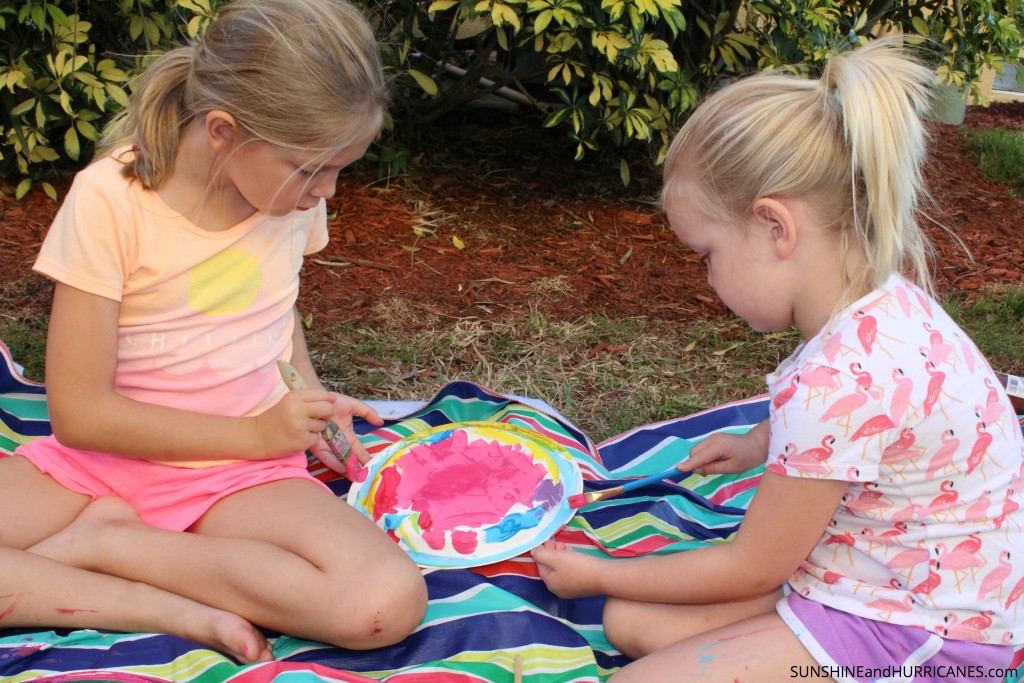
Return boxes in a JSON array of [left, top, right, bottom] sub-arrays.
[[790, 664, 1020, 680]]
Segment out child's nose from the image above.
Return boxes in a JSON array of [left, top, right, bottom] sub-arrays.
[[312, 174, 338, 200]]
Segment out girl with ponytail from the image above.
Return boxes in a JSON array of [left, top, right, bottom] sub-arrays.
[[0, 0, 425, 662], [533, 37, 1023, 682]]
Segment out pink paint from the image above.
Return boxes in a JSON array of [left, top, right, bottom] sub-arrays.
[[371, 428, 548, 554], [451, 529, 478, 554]]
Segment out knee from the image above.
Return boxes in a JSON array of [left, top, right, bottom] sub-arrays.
[[603, 597, 648, 660], [322, 566, 427, 649]]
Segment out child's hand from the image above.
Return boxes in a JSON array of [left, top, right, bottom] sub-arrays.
[[680, 430, 767, 475], [307, 394, 384, 477], [256, 389, 337, 457], [531, 540, 607, 599]]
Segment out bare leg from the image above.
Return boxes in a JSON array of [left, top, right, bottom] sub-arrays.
[[0, 456, 272, 663], [32, 479, 427, 649], [603, 589, 782, 659], [608, 610, 832, 683], [1, 547, 272, 663]]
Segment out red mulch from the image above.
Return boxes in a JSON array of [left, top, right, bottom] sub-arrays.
[[1, 102, 1023, 329]]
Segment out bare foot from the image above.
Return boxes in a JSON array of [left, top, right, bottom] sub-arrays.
[[179, 602, 275, 664], [28, 496, 143, 570]]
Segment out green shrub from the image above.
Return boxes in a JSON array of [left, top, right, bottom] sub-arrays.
[[0, 0, 218, 198], [3, 0, 1022, 190], [371, 0, 1024, 183]]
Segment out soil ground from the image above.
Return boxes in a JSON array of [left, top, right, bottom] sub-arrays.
[[1, 102, 1022, 335]]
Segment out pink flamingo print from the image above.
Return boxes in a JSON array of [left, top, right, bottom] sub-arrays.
[[886, 544, 929, 585], [1005, 576, 1024, 615], [823, 331, 856, 364], [889, 367, 915, 423], [773, 373, 799, 409], [925, 429, 961, 481], [984, 377, 1001, 407], [914, 290, 933, 318], [881, 427, 925, 479], [978, 550, 1012, 602], [896, 285, 914, 317], [781, 436, 836, 477], [966, 421, 995, 480], [850, 413, 896, 456], [824, 521, 856, 563], [937, 611, 993, 642], [800, 365, 840, 407], [922, 361, 947, 418], [935, 534, 985, 590], [867, 576, 904, 597], [842, 483, 891, 518], [853, 309, 878, 355], [866, 594, 914, 621], [819, 383, 870, 435], [773, 373, 799, 427], [920, 480, 959, 522], [993, 492, 1021, 535], [925, 362, 962, 417], [891, 501, 922, 523], [818, 570, 843, 594], [850, 362, 883, 400], [961, 489, 992, 525], [921, 322, 954, 367], [959, 337, 977, 374], [974, 396, 1007, 436], [861, 522, 908, 555], [910, 559, 942, 606]]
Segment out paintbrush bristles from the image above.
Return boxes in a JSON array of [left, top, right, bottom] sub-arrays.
[[568, 486, 626, 508]]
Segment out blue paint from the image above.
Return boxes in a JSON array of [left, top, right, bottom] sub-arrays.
[[380, 511, 415, 531], [482, 506, 545, 542]]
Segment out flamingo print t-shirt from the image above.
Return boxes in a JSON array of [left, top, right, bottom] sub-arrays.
[[27, 148, 329, 467], [769, 274, 1024, 645]]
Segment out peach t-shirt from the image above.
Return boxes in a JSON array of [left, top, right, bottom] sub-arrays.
[[32, 148, 328, 466]]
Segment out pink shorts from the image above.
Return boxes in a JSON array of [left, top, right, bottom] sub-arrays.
[[14, 435, 331, 531], [778, 592, 1017, 683]]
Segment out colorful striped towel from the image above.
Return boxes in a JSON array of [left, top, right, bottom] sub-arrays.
[[6, 341, 1018, 682]]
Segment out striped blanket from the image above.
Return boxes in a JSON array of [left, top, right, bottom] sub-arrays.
[[2, 342, 1021, 683]]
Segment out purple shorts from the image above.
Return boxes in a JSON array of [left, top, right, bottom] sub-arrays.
[[778, 592, 1016, 683], [15, 435, 330, 531]]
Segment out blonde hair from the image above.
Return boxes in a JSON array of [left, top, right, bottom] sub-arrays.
[[98, 0, 387, 188], [662, 37, 936, 305]]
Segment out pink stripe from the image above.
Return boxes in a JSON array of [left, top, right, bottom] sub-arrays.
[[705, 474, 761, 506]]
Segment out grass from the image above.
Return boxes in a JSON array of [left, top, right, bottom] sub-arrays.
[[963, 127, 1024, 193], [2, 286, 1021, 442]]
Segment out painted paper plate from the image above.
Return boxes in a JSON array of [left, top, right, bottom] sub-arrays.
[[348, 421, 583, 568]]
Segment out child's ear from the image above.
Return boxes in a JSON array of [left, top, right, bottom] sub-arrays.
[[205, 110, 239, 153], [752, 197, 797, 260]]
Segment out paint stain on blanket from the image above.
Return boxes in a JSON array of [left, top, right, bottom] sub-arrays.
[[371, 428, 554, 555]]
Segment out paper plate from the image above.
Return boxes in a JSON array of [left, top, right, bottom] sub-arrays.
[[348, 421, 583, 568]]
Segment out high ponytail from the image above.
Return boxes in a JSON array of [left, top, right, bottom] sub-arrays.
[[825, 38, 935, 298], [662, 36, 938, 307]]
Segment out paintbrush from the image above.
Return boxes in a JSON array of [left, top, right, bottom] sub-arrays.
[[567, 467, 688, 509], [276, 360, 352, 468]]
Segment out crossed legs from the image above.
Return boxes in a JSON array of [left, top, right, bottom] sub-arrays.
[[1, 455, 427, 660]]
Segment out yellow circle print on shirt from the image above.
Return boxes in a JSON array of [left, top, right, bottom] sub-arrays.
[[188, 248, 262, 316]]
